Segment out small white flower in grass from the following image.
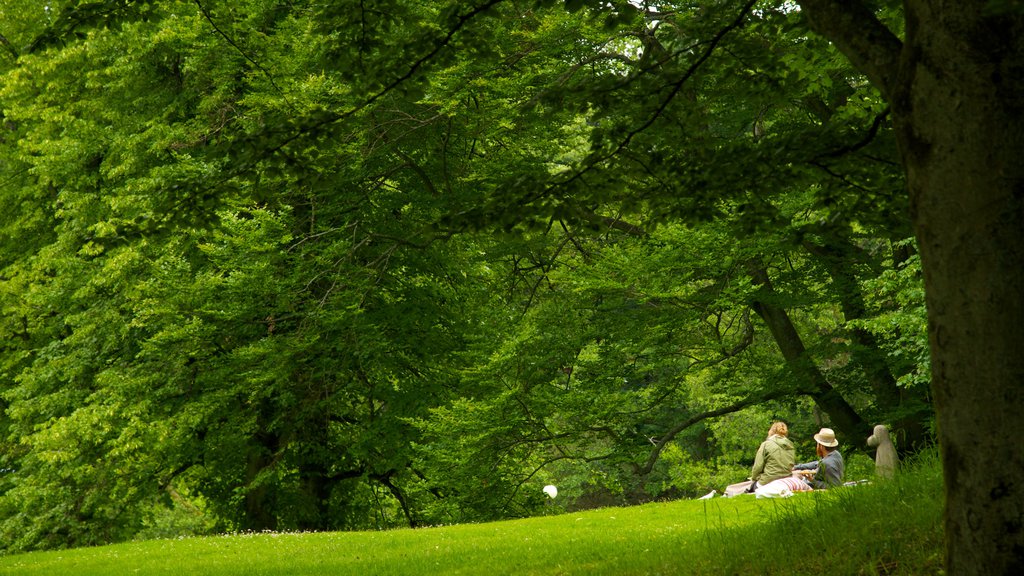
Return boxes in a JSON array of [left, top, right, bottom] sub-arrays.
[[543, 485, 558, 498]]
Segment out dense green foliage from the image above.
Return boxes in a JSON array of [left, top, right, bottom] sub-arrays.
[[0, 0, 931, 552], [0, 450, 944, 575]]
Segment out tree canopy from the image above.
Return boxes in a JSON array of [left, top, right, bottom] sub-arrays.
[[2, 1, 1021, 573]]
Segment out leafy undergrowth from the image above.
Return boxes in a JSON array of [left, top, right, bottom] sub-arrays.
[[0, 453, 943, 575]]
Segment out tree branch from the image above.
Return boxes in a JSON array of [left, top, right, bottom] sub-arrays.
[[28, 0, 148, 54], [501, 0, 760, 214], [0, 31, 18, 60], [796, 1, 903, 99], [263, 0, 506, 158], [634, 388, 794, 476], [813, 107, 891, 161], [193, 0, 289, 101]]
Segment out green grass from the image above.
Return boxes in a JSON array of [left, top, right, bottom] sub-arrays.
[[0, 455, 944, 575]]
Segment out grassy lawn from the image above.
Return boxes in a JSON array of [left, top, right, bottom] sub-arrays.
[[0, 455, 944, 575]]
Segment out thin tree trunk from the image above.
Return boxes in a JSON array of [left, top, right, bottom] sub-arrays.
[[747, 263, 870, 441], [803, 237, 931, 454], [244, 437, 279, 531]]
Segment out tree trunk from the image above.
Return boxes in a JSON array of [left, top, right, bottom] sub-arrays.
[[243, 427, 281, 531], [803, 237, 931, 455], [796, 2, 1024, 571], [747, 263, 870, 442], [891, 5, 1024, 573], [244, 447, 278, 531]]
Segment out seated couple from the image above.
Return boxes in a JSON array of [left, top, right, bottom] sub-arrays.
[[746, 422, 844, 498]]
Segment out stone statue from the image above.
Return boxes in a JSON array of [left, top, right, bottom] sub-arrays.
[[867, 424, 899, 478]]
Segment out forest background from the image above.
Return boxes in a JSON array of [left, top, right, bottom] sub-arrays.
[[0, 1, 1020, 574]]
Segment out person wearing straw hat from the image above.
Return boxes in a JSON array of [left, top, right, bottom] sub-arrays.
[[793, 427, 845, 489]]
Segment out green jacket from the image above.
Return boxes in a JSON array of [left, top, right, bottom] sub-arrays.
[[751, 435, 796, 484]]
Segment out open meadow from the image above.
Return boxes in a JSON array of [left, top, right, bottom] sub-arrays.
[[0, 454, 943, 576]]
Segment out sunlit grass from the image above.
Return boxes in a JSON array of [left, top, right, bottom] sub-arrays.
[[0, 453, 943, 575]]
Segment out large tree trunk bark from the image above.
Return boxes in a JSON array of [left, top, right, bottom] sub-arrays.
[[796, 3, 1024, 572], [891, 5, 1024, 573]]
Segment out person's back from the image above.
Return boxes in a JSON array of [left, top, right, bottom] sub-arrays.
[[814, 448, 844, 487], [794, 427, 845, 488], [751, 422, 796, 486]]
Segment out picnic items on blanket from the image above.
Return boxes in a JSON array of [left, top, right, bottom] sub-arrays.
[[723, 480, 755, 497], [793, 468, 817, 480], [754, 475, 813, 498], [723, 470, 814, 498]]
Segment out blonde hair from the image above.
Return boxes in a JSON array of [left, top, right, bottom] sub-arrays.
[[767, 421, 789, 438]]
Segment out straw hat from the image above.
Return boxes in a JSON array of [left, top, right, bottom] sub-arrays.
[[813, 428, 839, 447]]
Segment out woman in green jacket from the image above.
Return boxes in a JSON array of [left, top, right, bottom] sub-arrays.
[[750, 421, 797, 488]]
